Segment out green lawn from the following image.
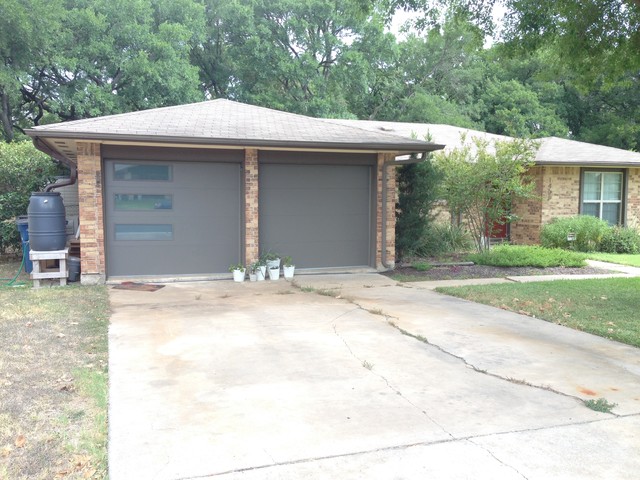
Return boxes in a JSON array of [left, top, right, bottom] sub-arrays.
[[437, 277, 640, 348], [587, 253, 640, 267]]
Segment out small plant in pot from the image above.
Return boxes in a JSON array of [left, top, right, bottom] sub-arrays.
[[248, 263, 258, 282], [229, 263, 246, 282], [255, 259, 267, 281], [282, 256, 295, 280], [261, 250, 281, 270]]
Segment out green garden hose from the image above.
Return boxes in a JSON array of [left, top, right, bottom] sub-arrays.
[[1, 248, 27, 287]]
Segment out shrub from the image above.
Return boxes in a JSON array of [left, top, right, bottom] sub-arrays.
[[416, 222, 473, 256], [600, 226, 640, 254], [395, 159, 442, 257], [0, 142, 58, 253], [540, 215, 610, 252], [468, 245, 586, 268]]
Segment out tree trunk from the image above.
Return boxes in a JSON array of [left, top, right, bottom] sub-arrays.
[[0, 91, 14, 142]]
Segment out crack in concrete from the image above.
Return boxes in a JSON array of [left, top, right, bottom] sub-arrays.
[[174, 414, 637, 479], [466, 438, 530, 479], [331, 312, 455, 440], [332, 291, 619, 417]]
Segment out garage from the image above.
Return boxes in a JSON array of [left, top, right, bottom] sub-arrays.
[[259, 153, 375, 268], [104, 151, 242, 277], [26, 99, 442, 283]]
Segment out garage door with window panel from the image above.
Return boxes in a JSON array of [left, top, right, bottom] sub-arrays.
[[259, 153, 375, 269], [105, 159, 241, 277]]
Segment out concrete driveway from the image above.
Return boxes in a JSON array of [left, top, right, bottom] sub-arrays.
[[108, 274, 640, 479]]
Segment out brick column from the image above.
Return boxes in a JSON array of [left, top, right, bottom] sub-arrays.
[[244, 149, 259, 265], [76, 142, 105, 284], [375, 153, 397, 269], [385, 162, 397, 268], [375, 153, 384, 268]]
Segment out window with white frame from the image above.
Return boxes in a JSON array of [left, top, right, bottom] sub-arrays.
[[581, 170, 624, 225]]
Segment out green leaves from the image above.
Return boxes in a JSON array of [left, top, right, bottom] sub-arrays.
[[434, 137, 537, 251], [0, 142, 58, 252]]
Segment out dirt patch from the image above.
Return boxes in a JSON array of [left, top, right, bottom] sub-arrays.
[[385, 264, 615, 281], [0, 281, 109, 479]]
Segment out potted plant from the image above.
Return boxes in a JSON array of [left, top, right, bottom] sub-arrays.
[[282, 256, 295, 280], [249, 260, 267, 282], [261, 250, 281, 270], [248, 263, 258, 282], [267, 263, 280, 281], [229, 263, 246, 282]]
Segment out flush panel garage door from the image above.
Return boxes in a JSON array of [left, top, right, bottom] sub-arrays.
[[105, 160, 241, 277], [260, 164, 373, 268]]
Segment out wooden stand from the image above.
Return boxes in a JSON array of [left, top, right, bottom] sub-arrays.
[[30, 248, 69, 288]]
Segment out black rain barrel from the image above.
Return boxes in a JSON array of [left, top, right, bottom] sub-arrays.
[[28, 192, 67, 251]]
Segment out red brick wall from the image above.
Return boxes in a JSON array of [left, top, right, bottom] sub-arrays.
[[76, 142, 105, 284]]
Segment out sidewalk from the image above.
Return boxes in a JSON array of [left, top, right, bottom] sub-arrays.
[[408, 259, 640, 290]]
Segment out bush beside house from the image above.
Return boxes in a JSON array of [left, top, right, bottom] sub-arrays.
[[0, 142, 59, 253]]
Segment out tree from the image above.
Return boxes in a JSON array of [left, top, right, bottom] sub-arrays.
[[500, 0, 640, 86], [0, 142, 58, 253], [395, 156, 442, 257], [434, 137, 537, 251]]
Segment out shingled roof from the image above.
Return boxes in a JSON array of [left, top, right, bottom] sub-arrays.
[[534, 137, 640, 166], [26, 99, 443, 163], [331, 119, 640, 166]]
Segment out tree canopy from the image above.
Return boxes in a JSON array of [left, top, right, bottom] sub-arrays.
[[0, 0, 638, 151]]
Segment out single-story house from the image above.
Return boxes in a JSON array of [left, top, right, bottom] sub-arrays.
[[330, 120, 640, 244], [26, 100, 443, 284]]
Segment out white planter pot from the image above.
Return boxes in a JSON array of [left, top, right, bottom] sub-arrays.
[[249, 273, 257, 282], [266, 258, 280, 270], [283, 265, 295, 280], [232, 269, 246, 282], [268, 266, 280, 280], [256, 266, 266, 281]]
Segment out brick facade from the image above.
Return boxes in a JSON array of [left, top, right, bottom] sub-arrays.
[[627, 168, 640, 228], [73, 144, 394, 280], [76, 142, 105, 284], [375, 153, 397, 269], [244, 149, 260, 265]]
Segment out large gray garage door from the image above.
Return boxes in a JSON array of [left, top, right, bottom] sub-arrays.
[[105, 160, 241, 277], [260, 164, 372, 268]]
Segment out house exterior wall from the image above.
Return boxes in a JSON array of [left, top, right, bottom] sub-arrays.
[[511, 166, 580, 245], [77, 142, 105, 284], [75, 144, 394, 282], [627, 168, 640, 228]]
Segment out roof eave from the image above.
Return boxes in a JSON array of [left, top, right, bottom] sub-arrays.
[[25, 129, 444, 153], [535, 160, 640, 167]]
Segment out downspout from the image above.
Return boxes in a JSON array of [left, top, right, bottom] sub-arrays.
[[32, 137, 78, 191], [381, 151, 428, 269]]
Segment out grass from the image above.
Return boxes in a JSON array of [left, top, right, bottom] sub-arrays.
[[468, 245, 586, 268], [411, 261, 432, 271], [587, 252, 640, 267], [436, 277, 640, 348], [584, 398, 618, 413], [0, 262, 109, 479]]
